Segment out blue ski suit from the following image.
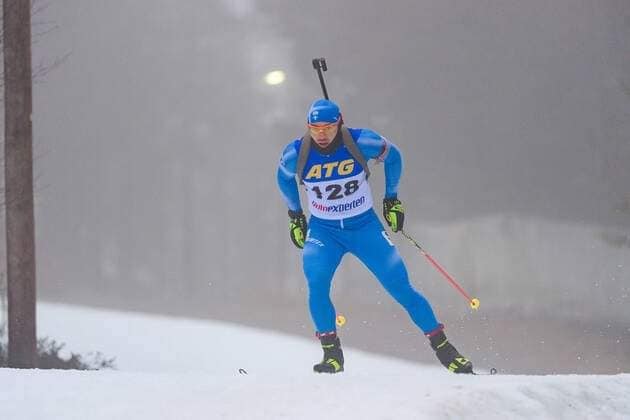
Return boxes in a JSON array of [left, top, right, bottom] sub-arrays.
[[277, 127, 440, 334]]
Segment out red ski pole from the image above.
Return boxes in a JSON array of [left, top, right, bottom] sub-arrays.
[[400, 230, 480, 310]]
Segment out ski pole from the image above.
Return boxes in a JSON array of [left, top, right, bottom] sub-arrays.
[[400, 230, 480, 310], [312, 57, 329, 99]]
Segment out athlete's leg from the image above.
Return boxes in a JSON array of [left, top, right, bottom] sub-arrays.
[[349, 217, 440, 333], [302, 222, 345, 334]]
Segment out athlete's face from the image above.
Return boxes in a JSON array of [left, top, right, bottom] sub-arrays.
[[308, 121, 339, 148]]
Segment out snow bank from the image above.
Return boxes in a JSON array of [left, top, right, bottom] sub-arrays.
[[1, 303, 628, 419]]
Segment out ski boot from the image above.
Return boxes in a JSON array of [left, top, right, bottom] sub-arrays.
[[428, 328, 473, 374], [313, 332, 344, 374]]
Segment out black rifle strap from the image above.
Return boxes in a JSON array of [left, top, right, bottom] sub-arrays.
[[340, 126, 370, 180], [296, 130, 312, 184]]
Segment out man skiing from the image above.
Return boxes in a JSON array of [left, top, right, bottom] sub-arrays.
[[276, 98, 473, 374]]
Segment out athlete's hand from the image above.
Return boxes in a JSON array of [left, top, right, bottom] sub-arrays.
[[288, 209, 307, 249], [383, 197, 405, 232]]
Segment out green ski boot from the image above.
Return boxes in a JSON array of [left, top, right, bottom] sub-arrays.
[[429, 329, 473, 374], [313, 332, 344, 374]]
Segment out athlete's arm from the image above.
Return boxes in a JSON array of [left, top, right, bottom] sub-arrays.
[[355, 129, 403, 199], [276, 141, 303, 212]]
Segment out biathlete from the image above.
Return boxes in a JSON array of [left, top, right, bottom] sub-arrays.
[[276, 99, 473, 374]]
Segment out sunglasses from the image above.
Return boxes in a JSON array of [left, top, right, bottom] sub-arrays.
[[307, 122, 339, 133]]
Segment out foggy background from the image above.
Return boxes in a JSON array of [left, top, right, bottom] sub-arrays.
[[1, 0, 629, 374]]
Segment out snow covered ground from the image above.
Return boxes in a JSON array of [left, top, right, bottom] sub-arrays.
[[1, 303, 629, 419]]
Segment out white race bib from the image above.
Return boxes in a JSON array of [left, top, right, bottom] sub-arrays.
[[304, 171, 373, 219]]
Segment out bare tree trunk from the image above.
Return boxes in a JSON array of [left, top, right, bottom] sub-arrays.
[[3, 0, 37, 368]]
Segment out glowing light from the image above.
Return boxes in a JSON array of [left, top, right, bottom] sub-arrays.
[[264, 70, 286, 86]]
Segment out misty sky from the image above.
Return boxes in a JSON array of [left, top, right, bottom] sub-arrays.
[[1, 0, 628, 373]]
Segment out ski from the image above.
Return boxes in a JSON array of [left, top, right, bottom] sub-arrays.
[[472, 368, 498, 376]]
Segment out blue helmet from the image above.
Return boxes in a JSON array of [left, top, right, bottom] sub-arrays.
[[307, 99, 340, 124]]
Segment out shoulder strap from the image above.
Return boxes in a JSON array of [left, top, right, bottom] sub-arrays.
[[296, 131, 312, 184], [341, 126, 370, 180]]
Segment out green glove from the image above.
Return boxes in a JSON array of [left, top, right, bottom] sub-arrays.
[[288, 209, 307, 249], [383, 197, 405, 232]]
